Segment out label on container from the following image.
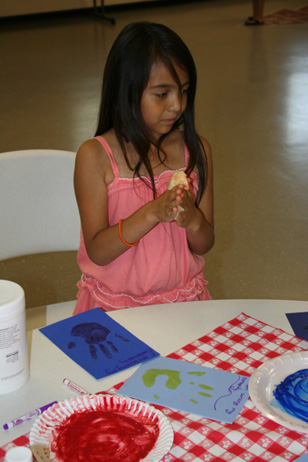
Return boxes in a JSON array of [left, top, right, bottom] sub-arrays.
[[0, 311, 29, 392], [0, 323, 21, 348]]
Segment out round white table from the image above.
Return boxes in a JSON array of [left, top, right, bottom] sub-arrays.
[[1, 298, 307, 446]]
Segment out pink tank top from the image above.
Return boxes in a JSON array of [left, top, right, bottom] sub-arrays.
[[74, 136, 210, 314]]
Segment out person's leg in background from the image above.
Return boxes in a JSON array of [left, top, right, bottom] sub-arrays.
[[245, 0, 265, 25]]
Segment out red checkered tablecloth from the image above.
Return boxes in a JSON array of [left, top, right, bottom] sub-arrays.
[[1, 312, 308, 462]]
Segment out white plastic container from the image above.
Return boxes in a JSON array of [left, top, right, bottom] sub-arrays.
[[0, 280, 29, 394], [5, 447, 33, 462]]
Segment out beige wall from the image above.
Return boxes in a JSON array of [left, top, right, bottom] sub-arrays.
[[0, 0, 162, 18]]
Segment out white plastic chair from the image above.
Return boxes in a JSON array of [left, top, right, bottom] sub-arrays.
[[0, 150, 80, 260]]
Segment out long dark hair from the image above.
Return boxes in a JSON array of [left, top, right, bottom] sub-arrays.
[[95, 21, 207, 204]]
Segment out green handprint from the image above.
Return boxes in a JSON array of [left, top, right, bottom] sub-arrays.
[[142, 368, 214, 403]]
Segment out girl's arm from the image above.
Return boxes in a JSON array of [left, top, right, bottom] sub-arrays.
[[74, 139, 183, 266], [175, 136, 214, 255]]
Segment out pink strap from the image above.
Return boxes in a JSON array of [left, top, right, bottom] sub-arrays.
[[95, 136, 119, 177], [184, 144, 189, 168]]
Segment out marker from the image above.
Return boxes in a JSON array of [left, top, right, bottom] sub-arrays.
[[63, 378, 90, 396], [3, 401, 57, 430]]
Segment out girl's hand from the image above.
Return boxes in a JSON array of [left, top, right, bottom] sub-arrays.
[[149, 185, 185, 223], [171, 135, 214, 256], [173, 187, 198, 229]]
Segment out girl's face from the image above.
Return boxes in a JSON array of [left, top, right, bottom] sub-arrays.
[[140, 60, 189, 141]]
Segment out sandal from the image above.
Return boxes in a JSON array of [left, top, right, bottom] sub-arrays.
[[245, 17, 264, 26]]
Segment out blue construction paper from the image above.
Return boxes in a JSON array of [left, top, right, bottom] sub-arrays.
[[118, 356, 250, 424], [39, 308, 159, 380], [286, 312, 308, 341], [294, 454, 308, 461]]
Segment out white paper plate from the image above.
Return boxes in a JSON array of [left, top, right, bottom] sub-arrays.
[[30, 394, 173, 462], [249, 351, 308, 433]]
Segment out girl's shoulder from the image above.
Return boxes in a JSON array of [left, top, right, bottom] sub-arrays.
[[76, 137, 109, 169], [198, 133, 211, 149], [75, 134, 115, 185], [197, 133, 212, 162]]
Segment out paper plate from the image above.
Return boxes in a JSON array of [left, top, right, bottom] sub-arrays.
[[30, 394, 173, 462], [249, 351, 308, 433]]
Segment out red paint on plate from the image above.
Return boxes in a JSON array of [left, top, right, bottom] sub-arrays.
[[50, 408, 160, 462]]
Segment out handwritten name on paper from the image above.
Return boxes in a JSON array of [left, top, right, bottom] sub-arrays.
[[214, 376, 249, 416]]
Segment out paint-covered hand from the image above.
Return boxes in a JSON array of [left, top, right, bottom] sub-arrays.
[[149, 185, 185, 223], [174, 188, 198, 228]]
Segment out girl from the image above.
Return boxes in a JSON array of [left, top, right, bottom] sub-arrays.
[[73, 21, 214, 314]]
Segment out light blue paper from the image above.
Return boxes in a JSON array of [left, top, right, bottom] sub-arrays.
[[39, 308, 159, 380], [294, 454, 308, 461], [118, 357, 250, 424]]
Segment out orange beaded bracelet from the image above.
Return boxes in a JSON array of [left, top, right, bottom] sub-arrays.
[[118, 219, 140, 247]]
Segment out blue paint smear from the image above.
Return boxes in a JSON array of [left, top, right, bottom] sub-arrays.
[[273, 369, 308, 423]]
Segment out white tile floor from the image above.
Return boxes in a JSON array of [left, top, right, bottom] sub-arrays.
[[1, 0, 308, 308]]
